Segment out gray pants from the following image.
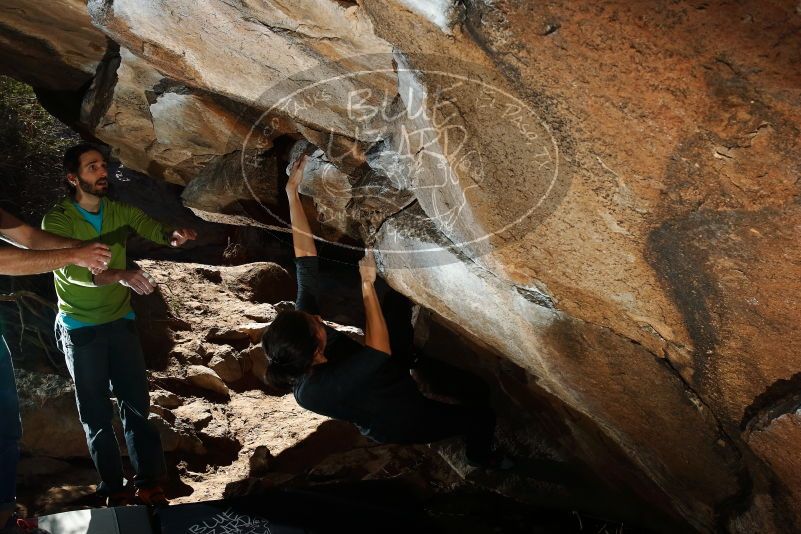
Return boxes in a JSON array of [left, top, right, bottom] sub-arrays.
[[57, 318, 165, 495]]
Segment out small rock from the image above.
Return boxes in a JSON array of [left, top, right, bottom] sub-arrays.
[[151, 389, 183, 409], [206, 326, 250, 344], [243, 303, 277, 323], [185, 365, 230, 397], [208, 345, 244, 384], [248, 445, 274, 477]]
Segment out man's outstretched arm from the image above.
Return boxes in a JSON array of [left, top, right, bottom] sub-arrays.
[[122, 204, 197, 248], [285, 157, 316, 258], [0, 208, 111, 275]]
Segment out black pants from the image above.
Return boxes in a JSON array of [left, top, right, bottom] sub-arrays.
[[381, 289, 496, 464]]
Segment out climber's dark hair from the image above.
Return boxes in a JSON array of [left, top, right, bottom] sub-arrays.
[[63, 143, 106, 194], [261, 310, 319, 391]]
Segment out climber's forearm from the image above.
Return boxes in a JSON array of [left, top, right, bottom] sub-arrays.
[[287, 190, 317, 258], [362, 280, 391, 355]]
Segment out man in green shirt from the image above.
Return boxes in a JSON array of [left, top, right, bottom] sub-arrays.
[[1, 208, 111, 531], [42, 143, 197, 507]]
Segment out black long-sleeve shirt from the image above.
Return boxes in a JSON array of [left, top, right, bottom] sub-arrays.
[[292, 257, 431, 443]]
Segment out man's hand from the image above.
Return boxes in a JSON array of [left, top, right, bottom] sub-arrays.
[[71, 242, 112, 272], [118, 270, 156, 295], [285, 155, 308, 195], [169, 228, 198, 247], [359, 249, 377, 284]]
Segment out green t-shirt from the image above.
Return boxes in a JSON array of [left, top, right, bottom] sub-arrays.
[[42, 197, 172, 325]]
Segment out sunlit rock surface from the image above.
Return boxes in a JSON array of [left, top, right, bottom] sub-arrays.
[[3, 1, 801, 531]]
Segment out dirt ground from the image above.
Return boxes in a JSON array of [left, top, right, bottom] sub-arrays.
[[14, 257, 638, 533]]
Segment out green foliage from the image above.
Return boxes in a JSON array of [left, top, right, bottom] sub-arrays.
[[0, 75, 79, 224]]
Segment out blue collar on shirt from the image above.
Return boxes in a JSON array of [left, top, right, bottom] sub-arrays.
[[73, 201, 103, 235]]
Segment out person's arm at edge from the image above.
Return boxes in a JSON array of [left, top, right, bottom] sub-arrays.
[[285, 156, 316, 258], [38, 209, 110, 283], [0, 209, 110, 276], [2, 208, 78, 250], [359, 250, 391, 355]]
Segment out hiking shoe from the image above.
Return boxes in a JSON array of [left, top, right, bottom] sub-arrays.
[[135, 486, 169, 507], [105, 489, 136, 507]]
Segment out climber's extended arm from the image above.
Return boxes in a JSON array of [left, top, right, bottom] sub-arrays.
[[285, 156, 316, 258], [359, 250, 391, 355]]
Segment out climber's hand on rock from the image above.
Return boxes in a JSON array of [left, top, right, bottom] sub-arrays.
[[285, 155, 307, 195], [359, 249, 377, 284]]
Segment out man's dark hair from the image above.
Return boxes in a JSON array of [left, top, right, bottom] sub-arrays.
[[262, 311, 319, 390], [63, 143, 105, 193], [63, 143, 104, 176]]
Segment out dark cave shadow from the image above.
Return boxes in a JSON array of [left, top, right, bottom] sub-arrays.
[[162, 453, 195, 500]]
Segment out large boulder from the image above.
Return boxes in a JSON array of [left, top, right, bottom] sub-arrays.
[[3, 0, 801, 531], [16, 369, 86, 459]]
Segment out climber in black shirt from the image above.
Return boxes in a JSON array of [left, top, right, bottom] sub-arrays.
[[262, 155, 496, 465]]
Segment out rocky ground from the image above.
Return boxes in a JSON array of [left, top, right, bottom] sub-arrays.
[[13, 256, 642, 533]]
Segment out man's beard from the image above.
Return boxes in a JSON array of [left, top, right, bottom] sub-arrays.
[[77, 176, 108, 197]]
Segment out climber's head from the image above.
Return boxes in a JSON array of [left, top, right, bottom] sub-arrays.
[[63, 143, 109, 198], [262, 310, 327, 390]]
